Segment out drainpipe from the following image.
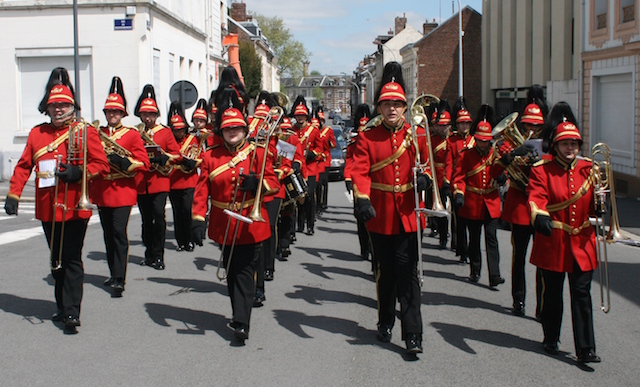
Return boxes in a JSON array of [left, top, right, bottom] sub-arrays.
[[223, 33, 244, 85]]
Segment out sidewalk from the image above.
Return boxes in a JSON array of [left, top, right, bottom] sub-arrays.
[[1, 178, 639, 238]]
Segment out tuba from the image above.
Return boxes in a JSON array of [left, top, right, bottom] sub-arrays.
[[97, 122, 137, 178], [491, 112, 537, 187], [137, 123, 174, 176]]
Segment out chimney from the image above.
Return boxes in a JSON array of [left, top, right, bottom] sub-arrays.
[[231, 2, 247, 22], [423, 18, 438, 35], [303, 61, 310, 76], [395, 13, 407, 35]]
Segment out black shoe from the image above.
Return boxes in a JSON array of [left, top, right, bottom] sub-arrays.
[[578, 350, 601, 363], [405, 334, 423, 354], [63, 315, 81, 327], [458, 255, 468, 264], [151, 260, 165, 270], [282, 247, 291, 258], [103, 277, 114, 286], [428, 230, 438, 238], [264, 270, 274, 281], [234, 326, 249, 340], [176, 245, 185, 252], [468, 274, 480, 283], [296, 227, 304, 233], [376, 324, 392, 342], [361, 251, 370, 261], [253, 288, 266, 307], [185, 242, 195, 252], [439, 240, 447, 250], [227, 320, 241, 332], [512, 302, 525, 317], [543, 342, 559, 355], [489, 277, 505, 287], [290, 235, 297, 244], [306, 228, 314, 235], [112, 279, 125, 293], [140, 259, 153, 266], [52, 310, 64, 322]]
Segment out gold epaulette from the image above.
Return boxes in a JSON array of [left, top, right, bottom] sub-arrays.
[[532, 158, 551, 167]]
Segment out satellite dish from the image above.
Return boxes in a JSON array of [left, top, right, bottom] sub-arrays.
[[169, 80, 198, 110]]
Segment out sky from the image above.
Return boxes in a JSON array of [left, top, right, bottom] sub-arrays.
[[237, 0, 483, 75]]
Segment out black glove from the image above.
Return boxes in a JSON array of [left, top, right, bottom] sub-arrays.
[[150, 153, 170, 166], [416, 173, 432, 192], [595, 200, 606, 217], [292, 162, 302, 174], [534, 214, 553, 236], [440, 182, 451, 199], [108, 153, 133, 172], [240, 172, 259, 193], [495, 173, 508, 186], [354, 198, 376, 223], [191, 219, 207, 246], [180, 157, 197, 171], [55, 163, 82, 183], [454, 193, 465, 209], [305, 151, 316, 163], [4, 196, 18, 215], [512, 143, 536, 157], [345, 180, 353, 193]]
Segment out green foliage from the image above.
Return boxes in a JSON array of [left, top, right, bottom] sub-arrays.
[[310, 70, 322, 76], [313, 86, 323, 100], [238, 41, 262, 99], [253, 14, 310, 78]]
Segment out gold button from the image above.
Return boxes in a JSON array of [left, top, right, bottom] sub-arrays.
[[572, 228, 580, 235], [571, 218, 575, 222], [393, 185, 401, 193], [395, 177, 400, 182]]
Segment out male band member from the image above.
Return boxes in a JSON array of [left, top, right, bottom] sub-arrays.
[[191, 90, 278, 343], [492, 85, 549, 317], [134, 85, 181, 270], [192, 98, 212, 150], [344, 104, 373, 267], [316, 107, 336, 213], [90, 76, 149, 297], [449, 98, 474, 263], [5, 67, 109, 332], [350, 62, 431, 355], [452, 105, 504, 288], [168, 102, 199, 252], [291, 96, 322, 235], [429, 100, 454, 249], [528, 102, 601, 363]]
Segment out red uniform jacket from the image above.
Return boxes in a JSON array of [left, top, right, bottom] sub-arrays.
[[192, 140, 278, 245], [170, 134, 200, 190], [318, 126, 336, 171], [89, 125, 150, 208], [452, 147, 501, 220], [449, 131, 475, 166], [527, 157, 597, 273], [350, 120, 429, 235], [295, 123, 322, 179], [430, 133, 453, 187], [135, 124, 182, 195], [9, 121, 109, 221]]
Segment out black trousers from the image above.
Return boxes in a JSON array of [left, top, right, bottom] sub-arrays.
[[279, 211, 293, 250], [300, 175, 316, 230], [316, 171, 328, 210], [454, 206, 468, 257], [539, 264, 596, 355], [465, 214, 501, 279], [137, 192, 168, 264], [169, 188, 194, 248], [43, 219, 88, 317], [256, 198, 281, 290], [223, 243, 261, 328], [98, 206, 132, 281], [371, 231, 423, 340]]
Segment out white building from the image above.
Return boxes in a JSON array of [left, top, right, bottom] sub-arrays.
[[0, 0, 228, 180]]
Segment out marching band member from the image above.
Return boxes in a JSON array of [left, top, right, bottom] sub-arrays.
[[210, 66, 248, 115], [350, 62, 431, 355], [344, 104, 373, 266], [134, 85, 181, 270], [492, 85, 549, 317], [192, 98, 212, 148], [191, 90, 278, 343], [4, 67, 109, 332], [449, 98, 474, 263], [316, 107, 336, 214], [168, 102, 199, 252], [90, 76, 149, 297], [291, 96, 322, 235], [452, 105, 504, 287], [527, 102, 601, 363], [429, 100, 454, 249]]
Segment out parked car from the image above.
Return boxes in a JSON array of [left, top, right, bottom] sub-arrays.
[[328, 126, 347, 181]]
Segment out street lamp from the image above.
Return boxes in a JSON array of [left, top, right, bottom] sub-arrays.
[[341, 72, 360, 109], [457, 0, 464, 98], [373, 39, 398, 63], [362, 68, 374, 106]]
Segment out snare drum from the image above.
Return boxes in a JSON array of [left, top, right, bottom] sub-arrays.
[[283, 172, 307, 205]]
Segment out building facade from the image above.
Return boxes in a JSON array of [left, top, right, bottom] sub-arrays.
[[282, 75, 352, 119], [0, 0, 228, 180]]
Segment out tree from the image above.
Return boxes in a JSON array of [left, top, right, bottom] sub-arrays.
[[253, 14, 310, 78], [310, 70, 322, 76], [313, 86, 323, 101], [238, 41, 262, 99]]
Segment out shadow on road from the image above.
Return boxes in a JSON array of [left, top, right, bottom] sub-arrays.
[[145, 302, 229, 337], [594, 261, 640, 309], [423, 291, 511, 315], [294, 246, 362, 262], [0, 293, 57, 324], [146, 277, 228, 296], [193, 257, 220, 271], [285, 285, 377, 308], [301, 262, 374, 282]]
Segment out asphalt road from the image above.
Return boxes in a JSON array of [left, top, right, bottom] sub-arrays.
[[1, 181, 639, 386]]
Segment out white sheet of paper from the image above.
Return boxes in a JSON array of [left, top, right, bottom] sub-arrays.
[[38, 159, 57, 188], [277, 139, 296, 161]]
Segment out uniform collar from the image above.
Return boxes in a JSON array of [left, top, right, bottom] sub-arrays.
[[224, 137, 247, 153], [554, 155, 578, 170], [382, 119, 405, 132]]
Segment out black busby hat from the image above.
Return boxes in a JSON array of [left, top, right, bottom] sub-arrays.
[[354, 103, 372, 130], [214, 87, 245, 135], [103, 76, 128, 116], [192, 98, 209, 122], [470, 104, 496, 135], [545, 101, 581, 154], [134, 84, 159, 117], [211, 66, 247, 113], [38, 67, 80, 114]]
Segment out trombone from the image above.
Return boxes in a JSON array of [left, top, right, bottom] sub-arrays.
[[409, 94, 451, 286]]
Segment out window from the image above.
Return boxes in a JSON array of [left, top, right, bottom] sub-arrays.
[[590, 0, 609, 47], [614, 0, 638, 42], [339, 91, 343, 99], [153, 49, 161, 93], [327, 91, 332, 98]]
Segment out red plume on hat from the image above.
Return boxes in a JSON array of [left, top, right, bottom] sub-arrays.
[[135, 84, 159, 117], [38, 67, 79, 114], [103, 76, 128, 116]]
